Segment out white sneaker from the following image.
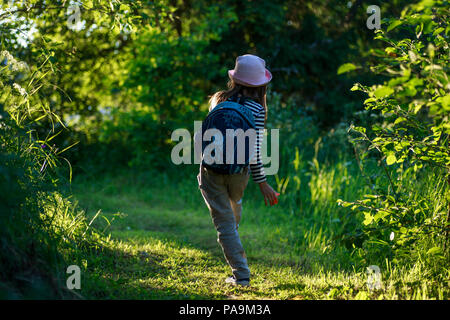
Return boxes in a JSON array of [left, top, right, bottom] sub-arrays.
[[225, 276, 250, 286]]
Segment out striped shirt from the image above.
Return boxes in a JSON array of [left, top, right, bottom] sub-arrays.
[[205, 96, 267, 183], [233, 97, 266, 183]]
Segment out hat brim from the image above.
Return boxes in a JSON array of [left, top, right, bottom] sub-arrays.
[[228, 69, 272, 87]]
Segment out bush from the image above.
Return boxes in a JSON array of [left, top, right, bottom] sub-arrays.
[[0, 50, 108, 298], [339, 1, 449, 268]]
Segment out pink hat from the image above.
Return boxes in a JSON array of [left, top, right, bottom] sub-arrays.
[[228, 54, 272, 87]]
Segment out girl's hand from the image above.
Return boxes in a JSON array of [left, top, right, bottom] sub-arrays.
[[258, 181, 280, 206]]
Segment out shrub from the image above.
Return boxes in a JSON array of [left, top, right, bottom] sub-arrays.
[[0, 50, 107, 298], [339, 1, 449, 267]]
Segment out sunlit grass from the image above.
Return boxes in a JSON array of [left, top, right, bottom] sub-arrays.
[[70, 166, 449, 300]]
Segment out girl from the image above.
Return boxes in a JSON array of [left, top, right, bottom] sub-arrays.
[[197, 54, 279, 286]]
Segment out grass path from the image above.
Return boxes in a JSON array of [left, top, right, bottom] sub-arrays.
[[70, 172, 444, 300]]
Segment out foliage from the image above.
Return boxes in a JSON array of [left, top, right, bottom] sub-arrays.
[[102, 3, 237, 168], [1, 0, 414, 171], [1, 0, 449, 300], [338, 1, 449, 266], [0, 48, 108, 298], [0, 0, 168, 170]]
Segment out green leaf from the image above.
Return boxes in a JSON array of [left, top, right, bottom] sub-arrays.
[[433, 27, 444, 36], [426, 247, 442, 255], [439, 95, 450, 110], [373, 86, 394, 98], [337, 63, 358, 75], [363, 214, 373, 226], [364, 97, 377, 104], [394, 117, 406, 125], [386, 153, 397, 165], [354, 126, 366, 133], [385, 47, 397, 55], [387, 20, 403, 32]]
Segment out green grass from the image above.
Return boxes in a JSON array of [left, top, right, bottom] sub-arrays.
[[68, 166, 449, 300]]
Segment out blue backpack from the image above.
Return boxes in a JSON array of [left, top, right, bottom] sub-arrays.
[[201, 95, 256, 174]]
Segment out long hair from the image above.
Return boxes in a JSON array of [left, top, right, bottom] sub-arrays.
[[209, 80, 268, 124]]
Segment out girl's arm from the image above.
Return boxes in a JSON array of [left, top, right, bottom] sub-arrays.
[[249, 104, 279, 206], [259, 181, 279, 206]]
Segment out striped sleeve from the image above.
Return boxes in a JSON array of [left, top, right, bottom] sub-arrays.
[[244, 100, 267, 183]]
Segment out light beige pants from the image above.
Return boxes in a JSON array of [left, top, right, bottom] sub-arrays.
[[197, 165, 250, 279]]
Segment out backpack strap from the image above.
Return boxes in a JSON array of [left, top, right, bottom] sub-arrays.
[[207, 101, 256, 128]]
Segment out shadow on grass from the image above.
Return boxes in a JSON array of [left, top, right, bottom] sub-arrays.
[[75, 239, 225, 300]]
